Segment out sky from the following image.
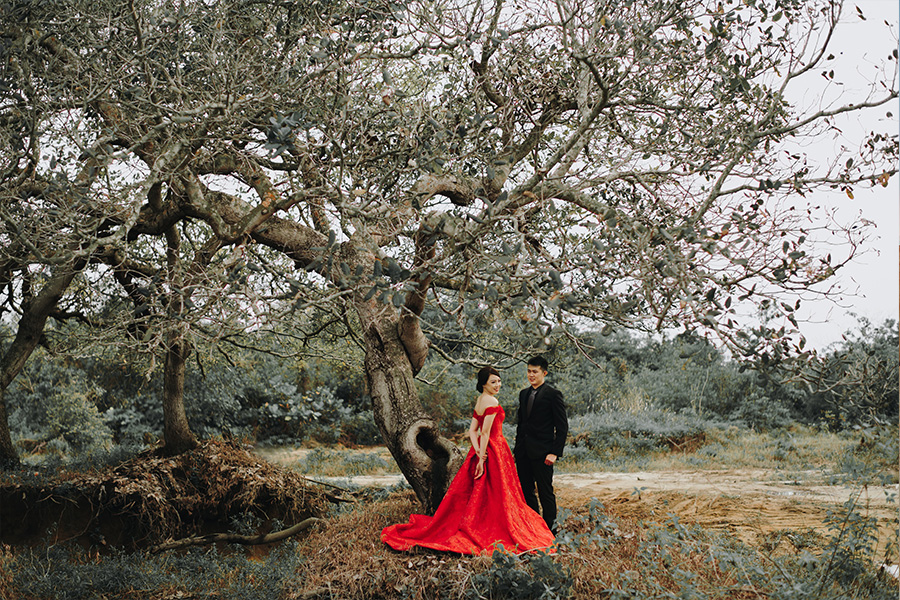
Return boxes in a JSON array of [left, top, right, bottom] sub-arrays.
[[791, 0, 899, 350]]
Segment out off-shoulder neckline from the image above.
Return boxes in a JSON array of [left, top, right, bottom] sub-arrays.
[[473, 405, 503, 417]]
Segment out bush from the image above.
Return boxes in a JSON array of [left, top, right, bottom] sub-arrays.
[[797, 318, 899, 430], [7, 355, 114, 461], [567, 409, 724, 459], [467, 550, 573, 600], [417, 361, 484, 425], [337, 409, 382, 446], [833, 420, 900, 486], [45, 390, 114, 456], [758, 496, 899, 600], [728, 390, 793, 430], [103, 405, 155, 447], [253, 384, 354, 444]]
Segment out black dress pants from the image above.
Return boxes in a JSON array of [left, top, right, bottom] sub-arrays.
[[515, 453, 556, 531]]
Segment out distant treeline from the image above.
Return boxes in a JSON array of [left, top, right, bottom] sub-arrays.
[[3, 318, 896, 461]]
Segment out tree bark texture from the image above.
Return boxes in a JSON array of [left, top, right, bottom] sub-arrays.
[[0, 391, 15, 466], [162, 336, 198, 455], [160, 221, 199, 455], [356, 299, 463, 513]]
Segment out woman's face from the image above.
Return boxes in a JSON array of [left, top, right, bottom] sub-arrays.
[[484, 374, 501, 396]]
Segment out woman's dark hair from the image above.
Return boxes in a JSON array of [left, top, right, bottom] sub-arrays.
[[476, 366, 500, 393]]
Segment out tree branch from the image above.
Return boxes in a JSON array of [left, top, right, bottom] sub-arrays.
[[148, 517, 321, 554]]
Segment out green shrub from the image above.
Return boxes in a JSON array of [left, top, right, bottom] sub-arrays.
[[467, 550, 573, 600], [46, 390, 114, 456], [757, 496, 898, 600], [567, 409, 724, 458], [728, 390, 794, 430], [7, 356, 114, 461], [102, 405, 156, 446], [797, 318, 899, 430], [254, 384, 354, 444], [336, 409, 382, 445], [834, 420, 900, 487]]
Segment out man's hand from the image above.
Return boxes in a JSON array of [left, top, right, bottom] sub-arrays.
[[544, 454, 557, 466]]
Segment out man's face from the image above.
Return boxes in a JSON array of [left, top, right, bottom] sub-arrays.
[[526, 365, 546, 388]]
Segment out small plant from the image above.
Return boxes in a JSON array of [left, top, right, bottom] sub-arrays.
[[467, 549, 572, 600]]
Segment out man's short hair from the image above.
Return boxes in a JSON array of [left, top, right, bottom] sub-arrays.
[[527, 356, 549, 371]]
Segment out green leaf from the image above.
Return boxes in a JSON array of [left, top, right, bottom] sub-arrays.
[[548, 270, 563, 289]]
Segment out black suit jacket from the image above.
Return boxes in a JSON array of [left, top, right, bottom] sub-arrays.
[[513, 383, 568, 461]]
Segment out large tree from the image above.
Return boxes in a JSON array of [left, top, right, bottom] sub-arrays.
[[0, 0, 895, 508]]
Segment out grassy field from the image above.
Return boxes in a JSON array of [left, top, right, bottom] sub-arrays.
[[1, 424, 897, 600], [256, 424, 866, 479]]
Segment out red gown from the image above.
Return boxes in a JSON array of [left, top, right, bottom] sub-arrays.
[[381, 406, 555, 555]]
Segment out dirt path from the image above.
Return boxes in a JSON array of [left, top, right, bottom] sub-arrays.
[[553, 470, 897, 549]]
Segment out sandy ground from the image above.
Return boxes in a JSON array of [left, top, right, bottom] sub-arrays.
[[255, 447, 898, 550], [553, 469, 897, 549]]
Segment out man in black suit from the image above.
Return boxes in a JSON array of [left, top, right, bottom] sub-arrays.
[[513, 356, 568, 532]]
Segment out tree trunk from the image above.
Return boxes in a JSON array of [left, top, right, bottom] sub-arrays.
[[0, 263, 83, 466], [0, 390, 16, 466], [161, 334, 198, 455], [356, 299, 463, 513], [160, 222, 198, 455]]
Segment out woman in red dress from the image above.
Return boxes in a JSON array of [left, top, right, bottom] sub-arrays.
[[381, 367, 555, 555]]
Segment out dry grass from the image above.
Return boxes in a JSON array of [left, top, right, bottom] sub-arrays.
[[258, 425, 859, 481], [560, 425, 857, 475], [289, 490, 486, 599], [286, 490, 769, 600]]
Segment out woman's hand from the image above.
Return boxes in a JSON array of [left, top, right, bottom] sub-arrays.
[[474, 454, 486, 479]]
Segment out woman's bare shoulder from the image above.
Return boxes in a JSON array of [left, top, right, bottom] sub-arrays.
[[474, 395, 500, 414]]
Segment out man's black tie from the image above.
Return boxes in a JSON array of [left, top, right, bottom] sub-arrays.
[[526, 388, 537, 419]]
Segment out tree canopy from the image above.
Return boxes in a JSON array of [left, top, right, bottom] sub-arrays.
[[0, 0, 896, 505]]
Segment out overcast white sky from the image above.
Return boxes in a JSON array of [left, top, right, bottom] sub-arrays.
[[791, 0, 899, 350]]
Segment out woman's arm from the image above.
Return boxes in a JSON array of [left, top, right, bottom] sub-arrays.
[[468, 417, 480, 453], [478, 414, 496, 459], [472, 411, 497, 479]]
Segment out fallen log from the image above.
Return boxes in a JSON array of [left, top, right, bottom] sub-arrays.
[[149, 516, 321, 554]]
